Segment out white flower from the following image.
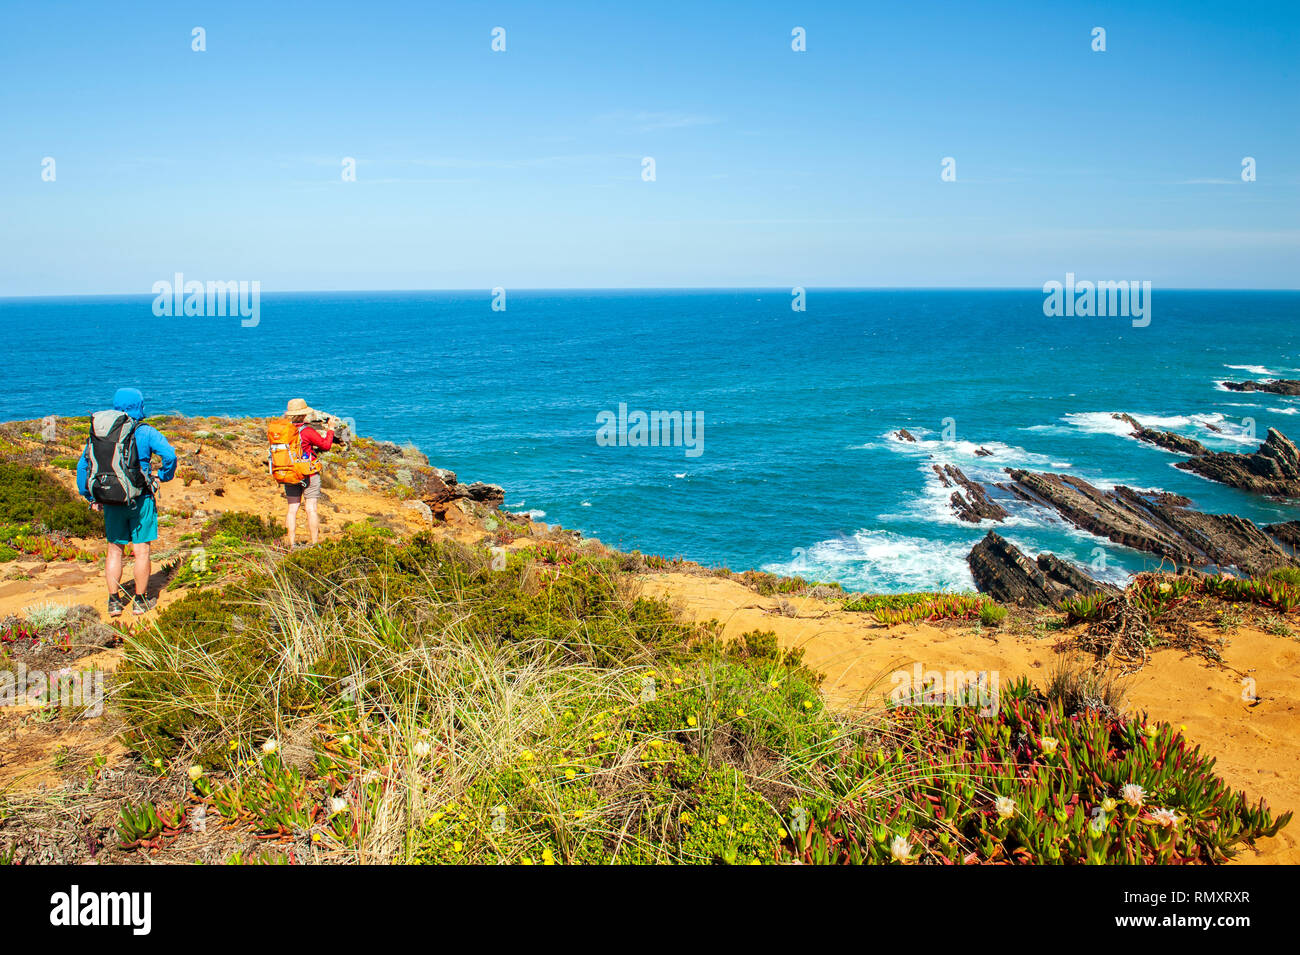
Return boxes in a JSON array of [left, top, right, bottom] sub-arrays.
[[994, 796, 1015, 819], [187, 765, 204, 782], [1122, 783, 1145, 808], [261, 738, 278, 755], [1038, 736, 1059, 756], [413, 740, 431, 758], [329, 797, 348, 815], [1148, 807, 1180, 829], [889, 835, 915, 863]]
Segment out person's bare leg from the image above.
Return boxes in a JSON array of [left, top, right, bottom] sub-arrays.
[[106, 542, 124, 596], [305, 498, 320, 545], [286, 501, 300, 549], [132, 542, 151, 597]]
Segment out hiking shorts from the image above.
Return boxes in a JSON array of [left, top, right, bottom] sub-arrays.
[[103, 496, 158, 546], [285, 474, 321, 503]]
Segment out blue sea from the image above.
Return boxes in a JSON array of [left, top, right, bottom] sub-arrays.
[[1, 290, 1297, 592]]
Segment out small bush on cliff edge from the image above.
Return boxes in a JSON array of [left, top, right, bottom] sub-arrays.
[[0, 462, 100, 537]]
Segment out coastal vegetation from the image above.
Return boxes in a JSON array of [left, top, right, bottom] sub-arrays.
[[0, 416, 1293, 864]]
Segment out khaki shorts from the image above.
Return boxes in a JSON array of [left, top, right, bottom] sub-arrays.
[[285, 473, 321, 503]]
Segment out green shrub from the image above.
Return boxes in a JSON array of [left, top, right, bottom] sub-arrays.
[[978, 603, 1008, 627], [1266, 566, 1300, 589], [0, 463, 100, 536], [207, 510, 284, 542]]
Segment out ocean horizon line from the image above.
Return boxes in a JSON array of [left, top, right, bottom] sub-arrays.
[[3, 285, 1300, 303]]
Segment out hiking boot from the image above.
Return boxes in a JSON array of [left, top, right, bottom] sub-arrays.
[[107, 594, 125, 617], [132, 594, 156, 615]]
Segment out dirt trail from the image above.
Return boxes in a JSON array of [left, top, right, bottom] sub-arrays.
[[639, 572, 1300, 864]]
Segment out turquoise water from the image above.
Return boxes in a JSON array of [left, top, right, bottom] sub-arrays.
[[1, 289, 1297, 591]]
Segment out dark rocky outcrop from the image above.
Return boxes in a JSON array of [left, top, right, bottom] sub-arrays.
[[1266, 521, 1300, 552], [931, 464, 1008, 523], [894, 429, 917, 442], [1110, 413, 1209, 457], [413, 466, 506, 515], [1003, 469, 1296, 577], [464, 481, 506, 507], [967, 532, 1111, 605], [1175, 428, 1300, 499], [1221, 379, 1300, 396]]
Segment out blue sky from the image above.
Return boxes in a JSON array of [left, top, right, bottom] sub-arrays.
[[2, 0, 1297, 294]]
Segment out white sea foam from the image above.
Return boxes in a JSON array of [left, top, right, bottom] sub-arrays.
[[1224, 364, 1280, 376], [763, 529, 975, 593], [876, 429, 1068, 470], [1063, 410, 1260, 447]]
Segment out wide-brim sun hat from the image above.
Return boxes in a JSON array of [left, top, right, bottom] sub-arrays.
[[285, 398, 314, 417]]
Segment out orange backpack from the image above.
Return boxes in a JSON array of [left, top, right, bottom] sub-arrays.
[[267, 419, 321, 483]]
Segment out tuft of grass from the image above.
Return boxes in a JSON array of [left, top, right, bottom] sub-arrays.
[[22, 601, 71, 631]]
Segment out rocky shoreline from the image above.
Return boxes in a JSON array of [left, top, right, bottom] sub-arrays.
[[896, 415, 1300, 605], [1221, 378, 1300, 396], [1107, 413, 1300, 499]]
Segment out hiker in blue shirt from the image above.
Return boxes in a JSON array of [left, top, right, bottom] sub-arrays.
[[76, 388, 178, 616]]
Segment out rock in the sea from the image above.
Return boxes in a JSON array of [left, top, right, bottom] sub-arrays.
[[931, 464, 1008, 523], [1220, 379, 1300, 396], [894, 429, 917, 442], [1003, 468, 1296, 577], [967, 532, 1110, 605], [1175, 428, 1300, 499], [1111, 413, 1209, 456]]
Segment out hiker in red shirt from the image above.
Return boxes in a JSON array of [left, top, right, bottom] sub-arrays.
[[281, 398, 334, 548]]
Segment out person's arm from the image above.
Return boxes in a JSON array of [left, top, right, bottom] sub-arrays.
[[141, 426, 179, 483], [301, 426, 334, 452]]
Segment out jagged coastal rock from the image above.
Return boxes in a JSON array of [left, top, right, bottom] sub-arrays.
[[1001, 469, 1295, 577], [1174, 428, 1300, 499], [1220, 379, 1300, 396], [931, 464, 1008, 523], [966, 531, 1111, 605], [1111, 413, 1210, 456], [1267, 521, 1300, 551]]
